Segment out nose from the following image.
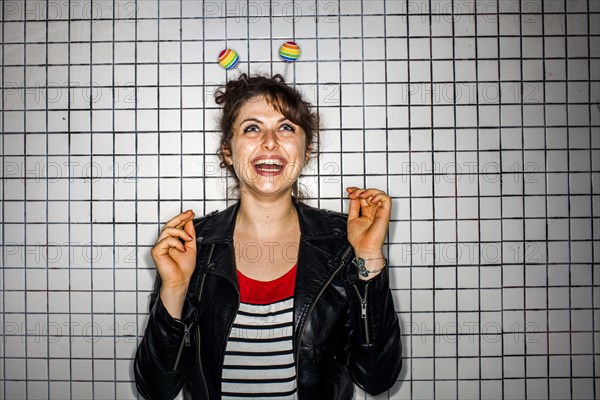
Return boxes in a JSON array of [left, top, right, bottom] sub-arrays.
[[262, 129, 278, 150]]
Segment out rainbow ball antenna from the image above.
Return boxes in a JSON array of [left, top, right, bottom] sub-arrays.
[[218, 48, 239, 71], [217, 48, 247, 83], [279, 41, 300, 62], [279, 41, 300, 81]]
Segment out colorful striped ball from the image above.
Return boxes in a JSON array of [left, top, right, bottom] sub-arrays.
[[279, 41, 300, 62], [218, 49, 239, 70]]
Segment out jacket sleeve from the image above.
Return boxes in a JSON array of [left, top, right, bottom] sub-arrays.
[[346, 264, 402, 395], [134, 279, 195, 400]]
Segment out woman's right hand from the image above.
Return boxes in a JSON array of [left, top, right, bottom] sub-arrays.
[[150, 209, 197, 318]]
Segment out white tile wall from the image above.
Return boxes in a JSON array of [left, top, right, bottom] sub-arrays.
[[1, 0, 599, 399]]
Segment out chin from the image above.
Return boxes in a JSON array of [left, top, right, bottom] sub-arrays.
[[242, 184, 293, 198]]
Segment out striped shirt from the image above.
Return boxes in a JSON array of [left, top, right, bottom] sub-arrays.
[[222, 266, 297, 399]]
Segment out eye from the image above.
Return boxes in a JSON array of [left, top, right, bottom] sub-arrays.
[[280, 123, 296, 132], [243, 124, 259, 133]]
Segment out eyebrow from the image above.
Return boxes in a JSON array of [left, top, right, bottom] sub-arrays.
[[239, 117, 289, 127]]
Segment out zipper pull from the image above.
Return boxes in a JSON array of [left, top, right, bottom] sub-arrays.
[[360, 282, 369, 319], [173, 322, 192, 371], [353, 282, 371, 344], [184, 323, 191, 346]]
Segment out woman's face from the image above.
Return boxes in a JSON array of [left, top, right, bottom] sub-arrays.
[[223, 96, 310, 198]]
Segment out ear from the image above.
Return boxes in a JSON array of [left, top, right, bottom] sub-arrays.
[[222, 144, 233, 165], [304, 146, 312, 164]]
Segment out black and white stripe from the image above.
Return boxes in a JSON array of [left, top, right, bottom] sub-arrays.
[[222, 298, 297, 399]]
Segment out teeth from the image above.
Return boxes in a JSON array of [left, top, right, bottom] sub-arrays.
[[255, 159, 283, 166]]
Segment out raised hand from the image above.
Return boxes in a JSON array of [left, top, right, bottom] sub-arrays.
[[150, 209, 196, 318], [346, 187, 392, 279]]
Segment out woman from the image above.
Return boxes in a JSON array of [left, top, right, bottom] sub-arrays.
[[134, 74, 402, 399]]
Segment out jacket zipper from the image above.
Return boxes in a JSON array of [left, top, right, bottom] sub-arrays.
[[294, 245, 353, 370], [195, 242, 212, 399], [175, 239, 240, 396], [172, 241, 213, 400], [353, 282, 371, 344], [184, 241, 237, 398], [172, 321, 191, 371], [195, 323, 209, 399], [217, 245, 241, 385], [172, 249, 210, 372]]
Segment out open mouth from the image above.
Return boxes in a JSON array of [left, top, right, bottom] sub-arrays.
[[252, 157, 286, 176]]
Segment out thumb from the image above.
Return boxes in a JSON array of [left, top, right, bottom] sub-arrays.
[[183, 219, 196, 251], [348, 197, 361, 222]]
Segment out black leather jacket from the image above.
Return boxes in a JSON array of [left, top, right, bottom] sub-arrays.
[[135, 200, 402, 399]]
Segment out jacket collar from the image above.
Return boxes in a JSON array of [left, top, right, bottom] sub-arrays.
[[195, 198, 352, 304]]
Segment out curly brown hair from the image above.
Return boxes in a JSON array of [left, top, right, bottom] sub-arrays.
[[214, 73, 319, 199]]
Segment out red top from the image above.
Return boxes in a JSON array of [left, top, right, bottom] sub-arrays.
[[237, 265, 297, 305]]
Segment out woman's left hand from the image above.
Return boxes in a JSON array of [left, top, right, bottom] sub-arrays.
[[346, 187, 392, 278]]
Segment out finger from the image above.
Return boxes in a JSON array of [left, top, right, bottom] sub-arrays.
[[370, 193, 390, 204], [369, 193, 381, 203], [182, 219, 195, 238], [348, 197, 361, 221], [370, 211, 391, 236], [161, 210, 195, 231], [359, 198, 382, 220], [357, 188, 385, 199], [347, 187, 369, 192], [349, 189, 380, 202], [361, 191, 389, 211], [182, 219, 197, 251], [360, 197, 370, 209], [173, 212, 195, 230], [153, 237, 187, 256], [373, 195, 392, 219], [347, 188, 366, 199], [363, 194, 391, 218], [157, 227, 193, 243]]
